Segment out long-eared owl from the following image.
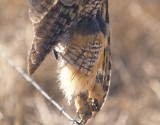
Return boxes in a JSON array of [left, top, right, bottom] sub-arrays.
[[27, 0, 111, 124]]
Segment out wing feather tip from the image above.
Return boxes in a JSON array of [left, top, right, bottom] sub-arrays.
[[27, 62, 34, 76], [27, 53, 38, 76], [27, 61, 39, 76]]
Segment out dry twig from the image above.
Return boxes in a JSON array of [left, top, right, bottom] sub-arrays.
[[0, 48, 81, 125]]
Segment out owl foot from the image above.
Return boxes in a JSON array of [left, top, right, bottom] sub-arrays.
[[88, 84, 104, 113], [75, 93, 92, 124]]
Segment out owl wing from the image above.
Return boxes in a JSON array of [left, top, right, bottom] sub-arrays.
[[27, 0, 77, 75], [95, 0, 111, 110], [102, 0, 111, 98]]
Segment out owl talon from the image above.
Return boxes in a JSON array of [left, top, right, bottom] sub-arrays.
[[76, 112, 91, 125], [89, 98, 102, 112], [77, 110, 92, 120], [79, 119, 88, 125]]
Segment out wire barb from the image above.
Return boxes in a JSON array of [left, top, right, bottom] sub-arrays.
[[0, 48, 80, 125]]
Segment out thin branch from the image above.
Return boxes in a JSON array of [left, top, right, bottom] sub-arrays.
[[0, 48, 80, 125]]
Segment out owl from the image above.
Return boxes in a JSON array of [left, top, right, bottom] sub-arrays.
[[27, 0, 111, 124]]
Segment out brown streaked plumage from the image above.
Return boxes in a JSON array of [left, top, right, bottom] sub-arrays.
[[27, 0, 111, 124]]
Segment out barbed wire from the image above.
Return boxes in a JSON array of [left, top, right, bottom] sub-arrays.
[[0, 48, 81, 125]]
